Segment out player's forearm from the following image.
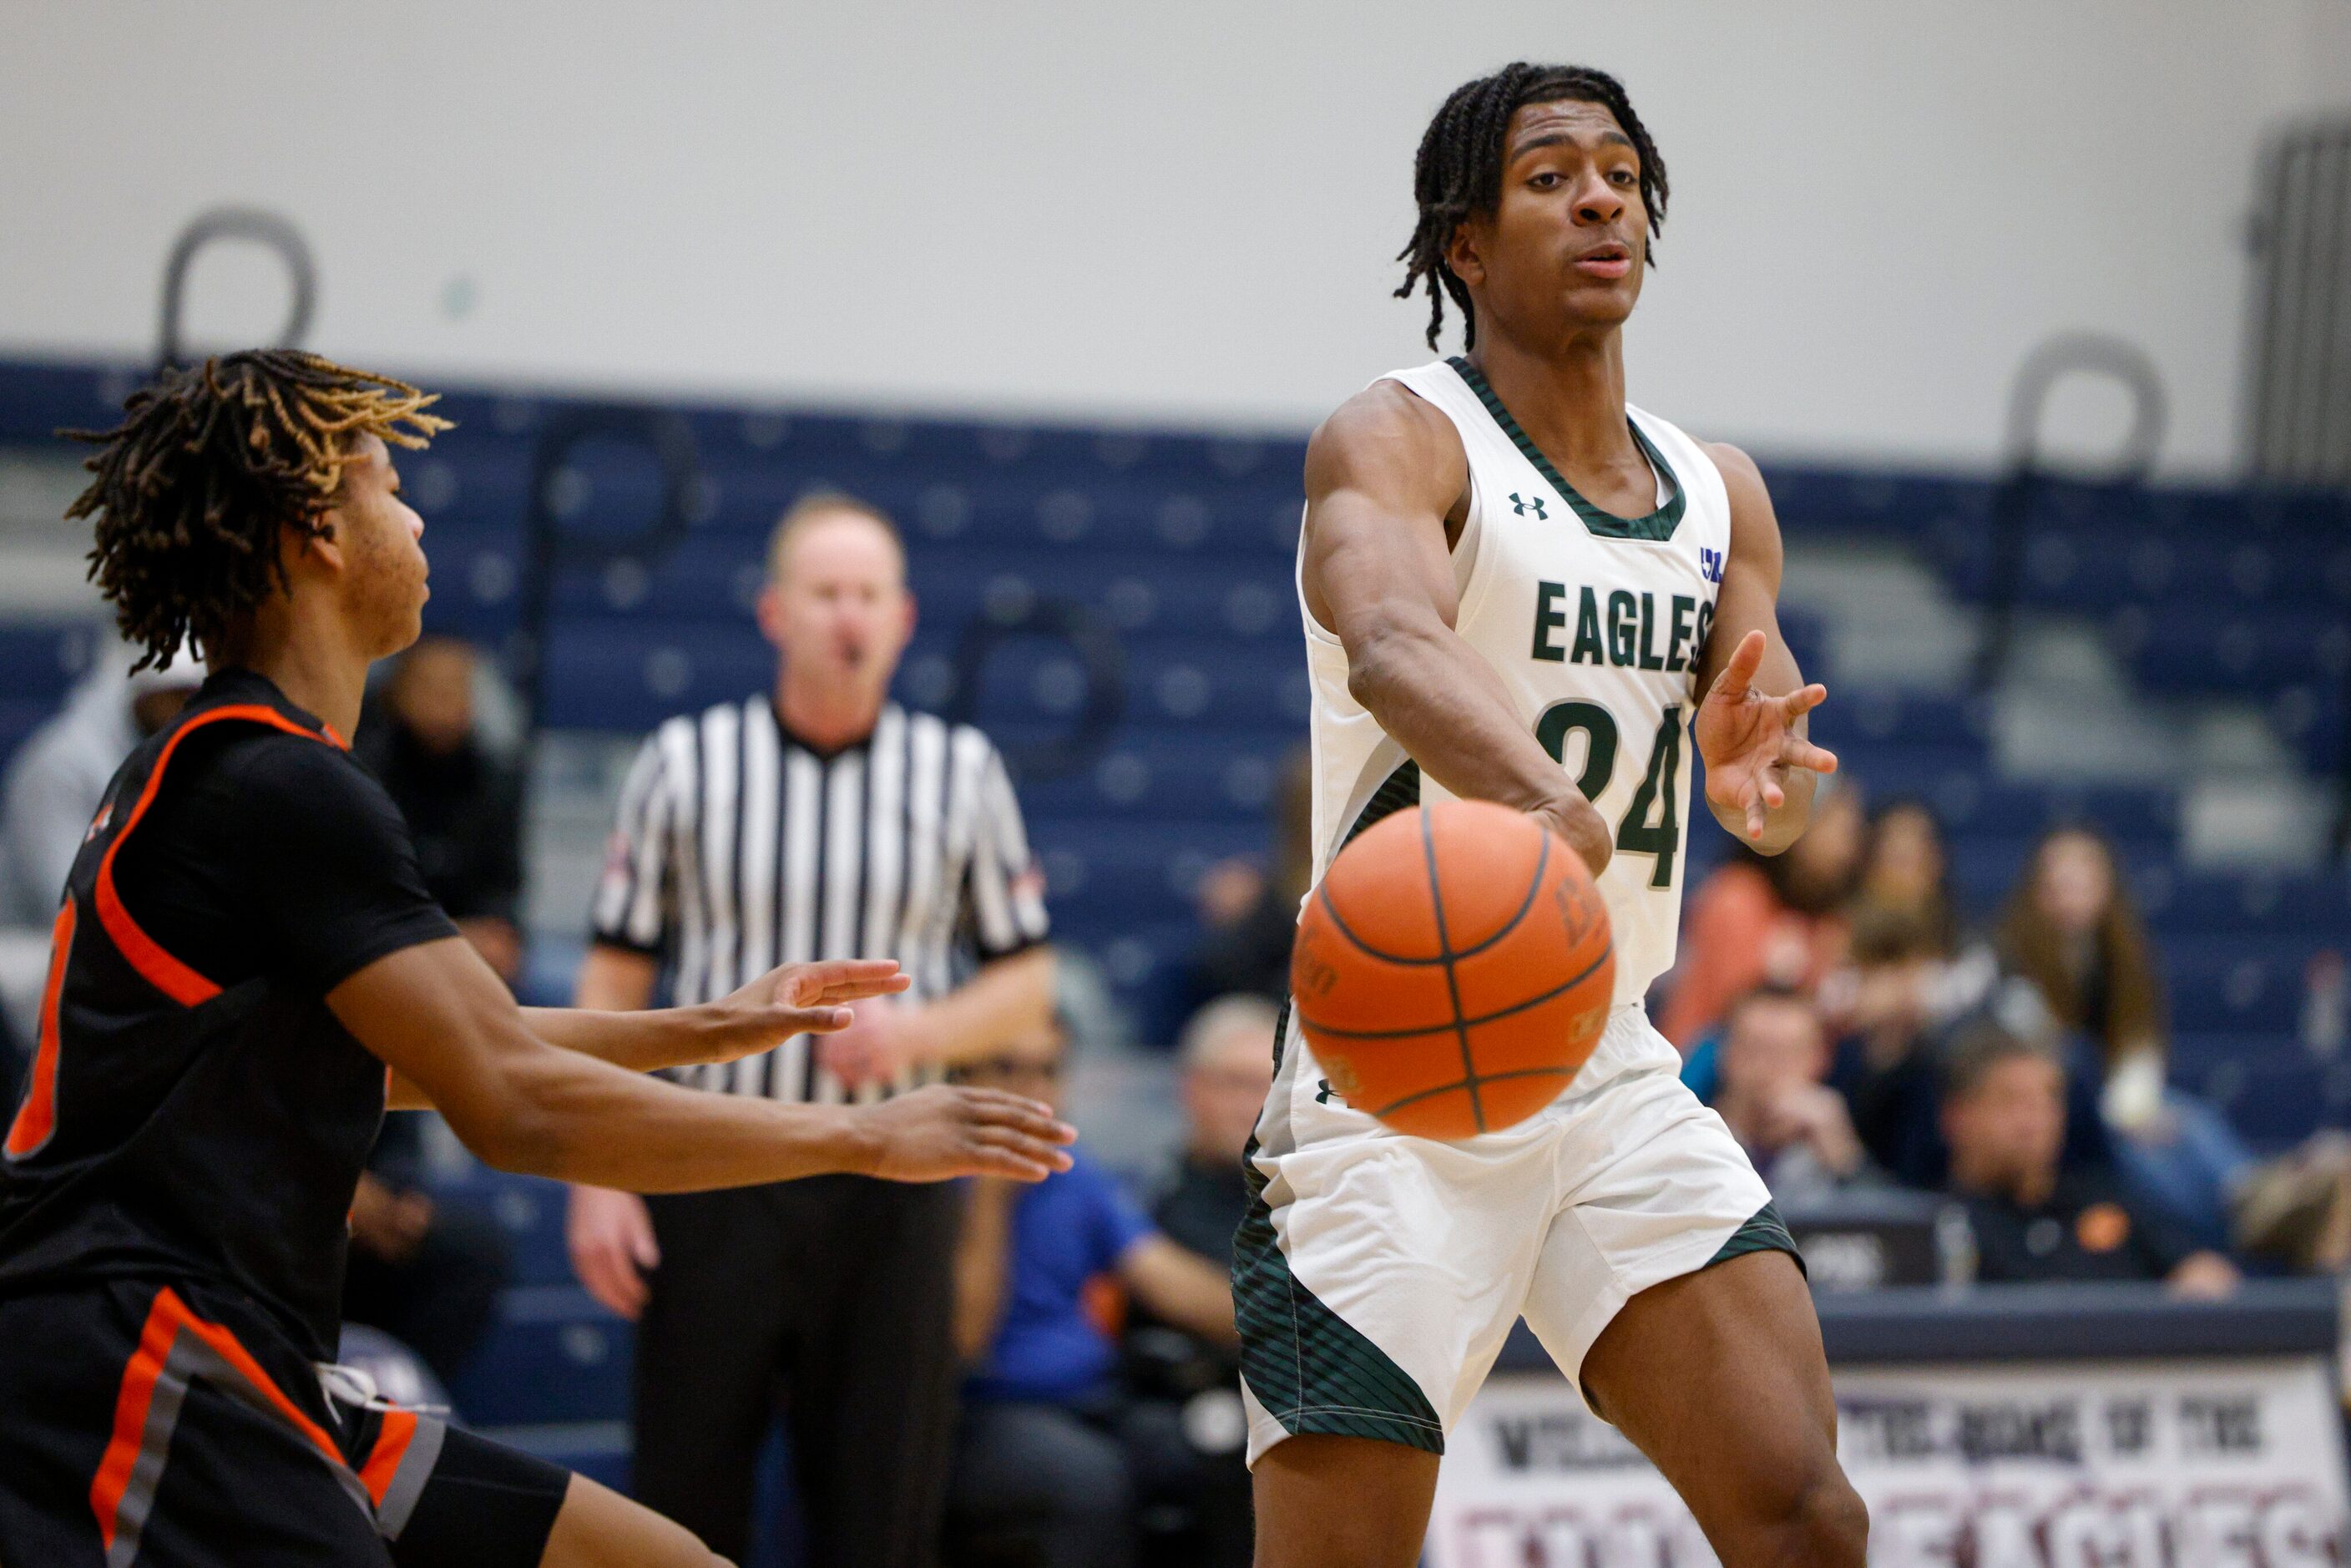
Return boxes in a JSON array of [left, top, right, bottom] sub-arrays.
[[921, 946, 1056, 1066], [478, 1051, 879, 1189], [519, 1003, 743, 1074], [1349, 617, 1567, 812]]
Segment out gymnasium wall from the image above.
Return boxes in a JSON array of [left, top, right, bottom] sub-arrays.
[[3, 1, 2348, 476]]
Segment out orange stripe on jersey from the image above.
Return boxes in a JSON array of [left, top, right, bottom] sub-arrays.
[[358, 1409, 419, 1505], [3, 896, 76, 1160], [93, 703, 342, 1009]]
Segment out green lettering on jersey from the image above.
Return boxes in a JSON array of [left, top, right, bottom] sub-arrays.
[[1532, 581, 1570, 663], [1692, 600, 1716, 672], [1606, 590, 1638, 666], [1666, 594, 1696, 672], [1571, 587, 1605, 665], [1616, 704, 1683, 888], [1534, 700, 1618, 802], [1636, 592, 1666, 671]]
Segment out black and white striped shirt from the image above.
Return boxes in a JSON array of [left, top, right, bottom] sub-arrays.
[[590, 697, 1049, 1103]]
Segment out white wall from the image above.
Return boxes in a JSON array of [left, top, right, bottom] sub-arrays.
[[3, 1, 2347, 474]]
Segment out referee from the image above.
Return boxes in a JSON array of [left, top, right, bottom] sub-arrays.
[[567, 493, 1055, 1566]]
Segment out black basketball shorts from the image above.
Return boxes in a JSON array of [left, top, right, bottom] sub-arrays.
[[0, 1277, 568, 1567]]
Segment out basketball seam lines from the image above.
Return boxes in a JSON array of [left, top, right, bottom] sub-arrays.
[[1368, 1064, 1583, 1120], [1417, 807, 1486, 1135], [1312, 827, 1552, 968], [1293, 939, 1615, 1041]]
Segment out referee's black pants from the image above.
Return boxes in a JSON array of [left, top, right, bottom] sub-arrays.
[[635, 1175, 963, 1567]]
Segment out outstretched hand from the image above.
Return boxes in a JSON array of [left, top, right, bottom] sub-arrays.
[[707, 959, 913, 1062], [857, 1084, 1077, 1182], [1695, 630, 1838, 842]]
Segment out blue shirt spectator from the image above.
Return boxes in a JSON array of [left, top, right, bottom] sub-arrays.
[[965, 1151, 1153, 1405]]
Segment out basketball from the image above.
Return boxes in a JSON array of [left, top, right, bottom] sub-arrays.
[[1289, 798, 1615, 1139]]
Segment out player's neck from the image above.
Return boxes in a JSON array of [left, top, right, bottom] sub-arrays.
[[773, 668, 884, 754], [1466, 329, 1636, 469], [213, 613, 369, 741]]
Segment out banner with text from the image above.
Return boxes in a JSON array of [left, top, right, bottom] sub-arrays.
[[1430, 1356, 2347, 1567]]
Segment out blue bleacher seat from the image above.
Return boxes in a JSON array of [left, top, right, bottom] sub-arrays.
[[447, 1285, 633, 1427]]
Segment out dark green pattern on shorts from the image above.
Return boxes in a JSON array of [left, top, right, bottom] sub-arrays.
[[1233, 1090, 1446, 1451], [1230, 761, 1444, 1454], [1703, 1201, 1807, 1277]]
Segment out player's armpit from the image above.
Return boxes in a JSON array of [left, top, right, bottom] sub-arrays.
[[387, 1070, 433, 1111]]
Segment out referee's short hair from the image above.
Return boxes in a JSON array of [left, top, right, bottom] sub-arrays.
[[766, 492, 907, 584]]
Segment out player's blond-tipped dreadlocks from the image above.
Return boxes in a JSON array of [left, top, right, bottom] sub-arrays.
[[66, 350, 453, 670]]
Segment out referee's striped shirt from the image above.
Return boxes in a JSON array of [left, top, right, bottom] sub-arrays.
[[590, 697, 1050, 1104]]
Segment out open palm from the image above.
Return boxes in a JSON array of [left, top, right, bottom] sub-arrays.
[[1695, 630, 1838, 841]]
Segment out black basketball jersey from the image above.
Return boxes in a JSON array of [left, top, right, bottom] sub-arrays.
[[0, 669, 458, 1361]]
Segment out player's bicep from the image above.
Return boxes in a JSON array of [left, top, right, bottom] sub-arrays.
[[331, 937, 549, 1148]]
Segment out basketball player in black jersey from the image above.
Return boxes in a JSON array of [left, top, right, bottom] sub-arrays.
[[0, 351, 1075, 1568]]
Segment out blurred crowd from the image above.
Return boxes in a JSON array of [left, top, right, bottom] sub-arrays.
[[1181, 764, 2351, 1301]]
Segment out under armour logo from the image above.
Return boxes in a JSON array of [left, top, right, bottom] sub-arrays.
[[1509, 492, 1549, 519]]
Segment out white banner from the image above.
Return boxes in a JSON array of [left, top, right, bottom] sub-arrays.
[[1430, 1357, 2349, 1567]]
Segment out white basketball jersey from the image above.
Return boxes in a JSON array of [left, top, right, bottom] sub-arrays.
[[1298, 357, 1732, 1009]]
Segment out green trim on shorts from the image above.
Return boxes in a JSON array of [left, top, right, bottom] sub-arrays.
[[1582, 1203, 1809, 1424], [1232, 999, 1447, 1456], [1703, 1201, 1807, 1278]]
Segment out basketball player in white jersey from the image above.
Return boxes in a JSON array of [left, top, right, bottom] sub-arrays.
[[1238, 64, 1867, 1565]]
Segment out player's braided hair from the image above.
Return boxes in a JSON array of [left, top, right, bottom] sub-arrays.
[[1396, 63, 1669, 352], [66, 350, 451, 671]]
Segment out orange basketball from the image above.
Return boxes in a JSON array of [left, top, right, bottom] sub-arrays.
[[1290, 798, 1615, 1139]]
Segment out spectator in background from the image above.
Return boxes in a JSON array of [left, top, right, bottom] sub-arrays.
[[1659, 780, 1864, 1047], [1994, 824, 2351, 1272], [341, 1110, 512, 1385], [1181, 751, 1312, 1017], [1836, 904, 1959, 1188], [1709, 985, 1882, 1206], [1855, 797, 1964, 958], [0, 645, 200, 927], [1939, 1022, 2237, 1297], [1152, 995, 1278, 1261], [1123, 995, 1277, 1568], [356, 635, 525, 984], [948, 1023, 1238, 1568], [1996, 826, 2166, 1135], [343, 637, 523, 1386]]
